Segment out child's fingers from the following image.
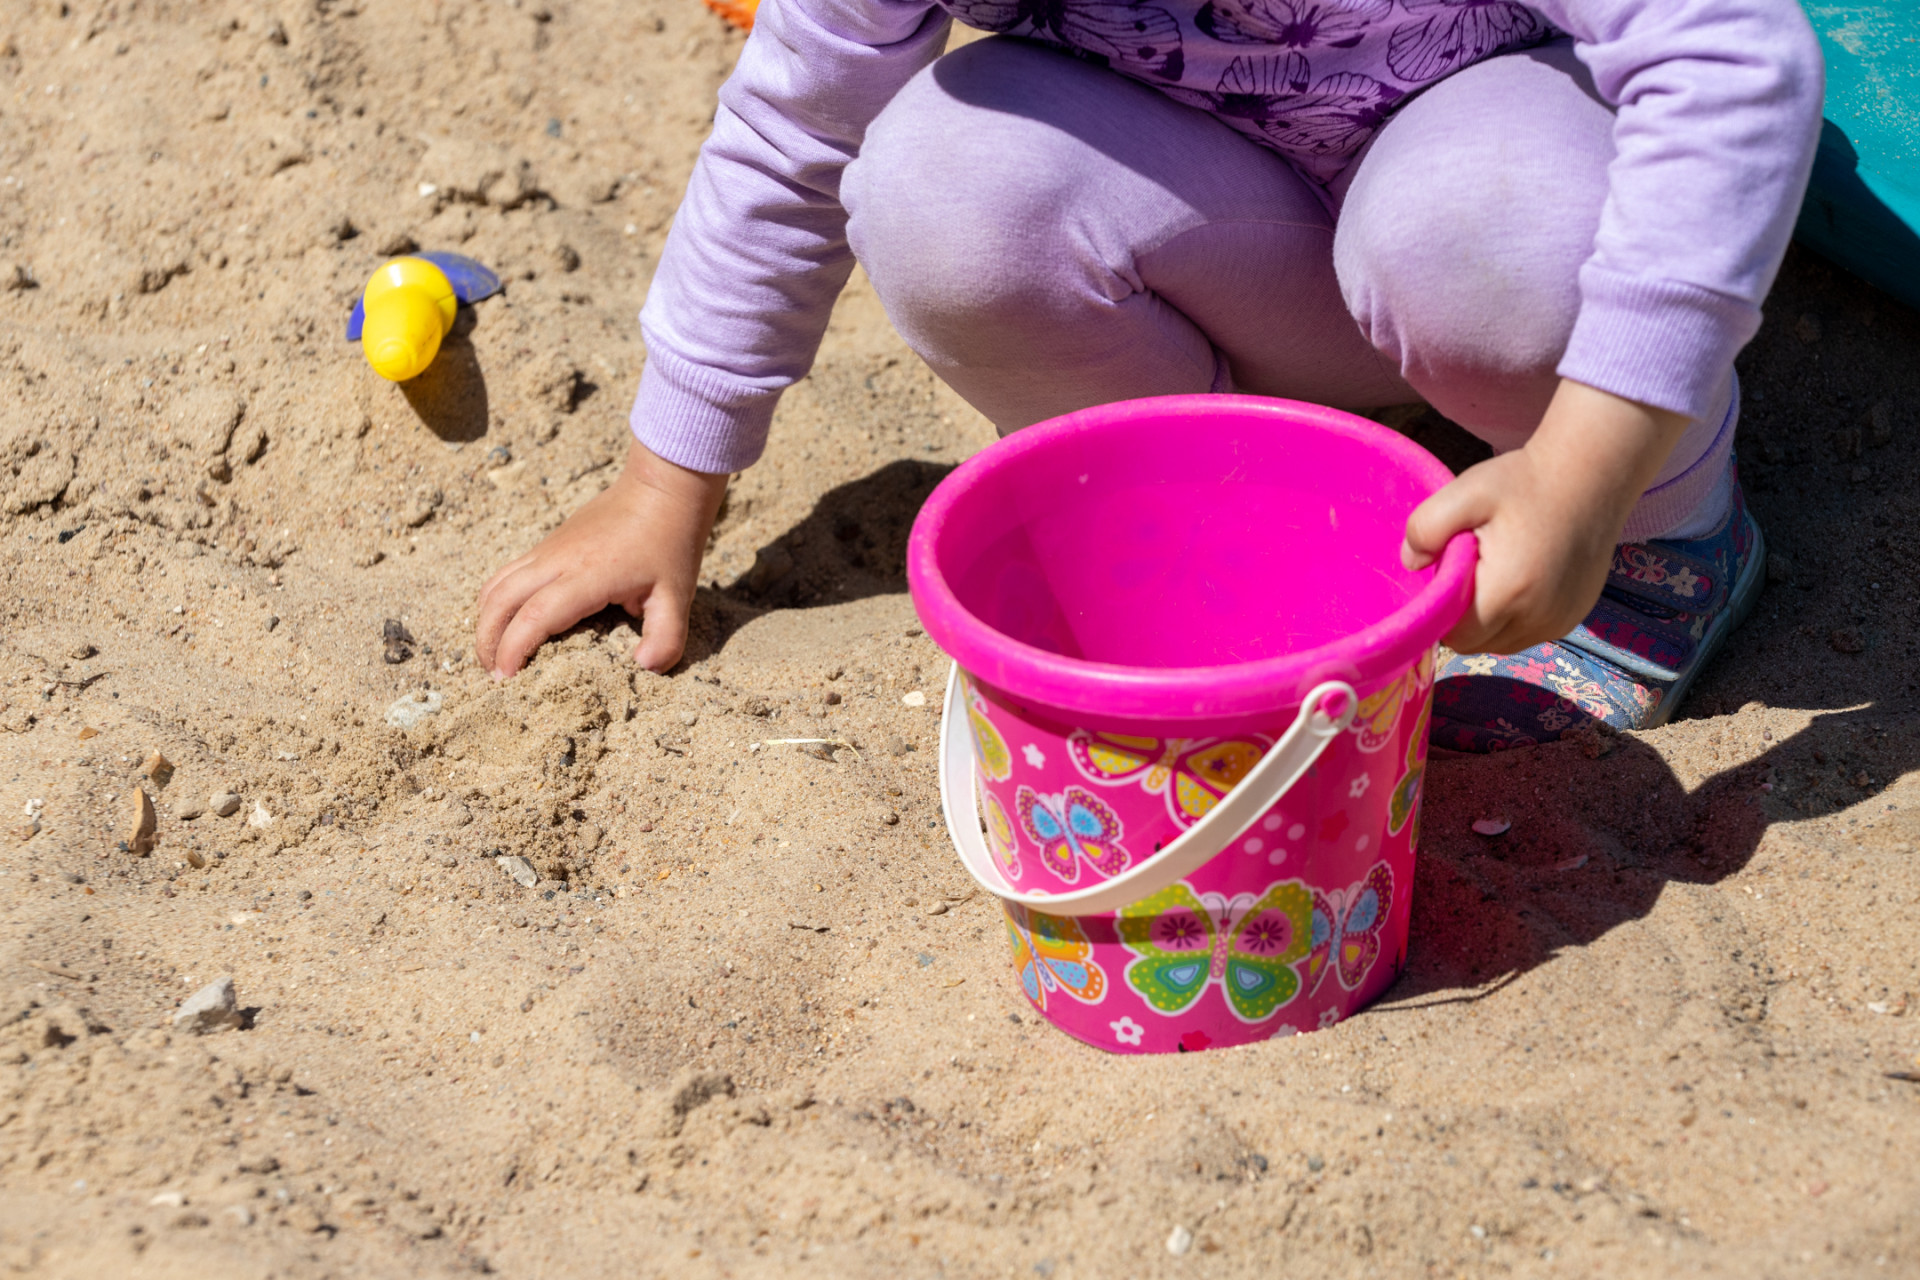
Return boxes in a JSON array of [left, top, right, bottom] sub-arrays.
[[491, 577, 603, 678], [474, 562, 556, 673], [1401, 470, 1496, 571], [477, 551, 538, 610], [632, 581, 692, 673]]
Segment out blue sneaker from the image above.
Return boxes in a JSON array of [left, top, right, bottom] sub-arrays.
[[1429, 467, 1766, 752]]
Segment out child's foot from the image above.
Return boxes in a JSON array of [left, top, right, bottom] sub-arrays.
[[1429, 468, 1766, 752]]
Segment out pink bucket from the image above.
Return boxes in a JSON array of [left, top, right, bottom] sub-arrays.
[[907, 395, 1475, 1054]]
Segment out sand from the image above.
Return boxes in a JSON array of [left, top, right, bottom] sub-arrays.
[[2, 3, 1918, 1276]]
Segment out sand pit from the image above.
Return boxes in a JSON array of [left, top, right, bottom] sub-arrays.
[[2, 4, 1919, 1275]]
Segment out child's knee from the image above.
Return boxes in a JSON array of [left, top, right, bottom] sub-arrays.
[[846, 67, 1091, 353], [1332, 177, 1590, 440]]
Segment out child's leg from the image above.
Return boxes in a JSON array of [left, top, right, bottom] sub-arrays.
[[842, 37, 1412, 432], [1331, 38, 1734, 539]]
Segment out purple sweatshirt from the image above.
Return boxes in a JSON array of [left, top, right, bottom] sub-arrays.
[[632, 0, 1825, 474]]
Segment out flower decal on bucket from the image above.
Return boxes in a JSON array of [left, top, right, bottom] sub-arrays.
[[1016, 786, 1131, 882], [1307, 861, 1395, 994], [1119, 881, 1313, 1023], [1006, 904, 1107, 1012], [1067, 732, 1268, 828]]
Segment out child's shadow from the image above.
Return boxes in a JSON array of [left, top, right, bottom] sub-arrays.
[[1389, 702, 1918, 1007], [1385, 242, 1920, 1002], [681, 457, 956, 658]]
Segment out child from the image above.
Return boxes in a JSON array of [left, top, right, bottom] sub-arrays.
[[475, 0, 1824, 751]]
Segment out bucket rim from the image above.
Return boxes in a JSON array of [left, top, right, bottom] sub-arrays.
[[906, 394, 1476, 724]]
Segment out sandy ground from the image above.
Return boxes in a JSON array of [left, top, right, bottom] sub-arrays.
[[1, 3, 1918, 1277]]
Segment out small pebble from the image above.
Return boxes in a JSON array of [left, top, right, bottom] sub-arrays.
[[248, 800, 275, 829], [384, 690, 444, 730], [497, 855, 539, 888], [382, 618, 416, 664], [126, 789, 158, 856], [926, 901, 949, 916], [209, 792, 242, 818], [1471, 818, 1510, 837], [173, 975, 242, 1034], [141, 750, 173, 787], [1166, 1225, 1193, 1256], [148, 1191, 187, 1208], [901, 691, 927, 708]]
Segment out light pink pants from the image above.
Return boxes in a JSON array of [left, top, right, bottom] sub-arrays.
[[842, 36, 1735, 539]]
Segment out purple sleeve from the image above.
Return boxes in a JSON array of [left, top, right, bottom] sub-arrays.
[[1532, 0, 1825, 422], [632, 0, 950, 474]]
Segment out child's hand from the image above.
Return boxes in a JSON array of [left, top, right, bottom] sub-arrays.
[[1401, 380, 1691, 655], [476, 442, 729, 678]]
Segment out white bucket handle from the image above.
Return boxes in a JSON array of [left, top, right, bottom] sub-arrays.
[[938, 663, 1359, 917]]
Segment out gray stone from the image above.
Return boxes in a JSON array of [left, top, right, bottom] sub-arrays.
[[496, 855, 538, 888], [209, 792, 242, 818], [384, 690, 444, 730], [173, 976, 242, 1034]]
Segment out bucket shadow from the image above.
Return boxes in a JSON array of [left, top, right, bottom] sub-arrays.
[[398, 311, 491, 443]]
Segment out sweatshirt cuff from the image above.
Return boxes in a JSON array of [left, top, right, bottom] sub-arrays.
[[1558, 264, 1761, 425], [630, 345, 784, 475]]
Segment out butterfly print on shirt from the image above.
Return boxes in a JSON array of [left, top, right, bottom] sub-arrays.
[[1386, 0, 1546, 83], [1255, 69, 1401, 154], [1194, 0, 1390, 49], [945, 0, 1187, 81]]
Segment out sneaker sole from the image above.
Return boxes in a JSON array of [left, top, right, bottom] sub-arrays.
[[1641, 514, 1767, 730]]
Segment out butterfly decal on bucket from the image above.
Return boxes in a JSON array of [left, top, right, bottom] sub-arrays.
[[974, 775, 1023, 881], [1005, 903, 1107, 1012], [1386, 693, 1432, 849], [1119, 881, 1313, 1023], [1016, 786, 1131, 882], [1307, 861, 1394, 994], [1067, 731, 1268, 829], [1349, 646, 1436, 754], [964, 678, 1014, 782]]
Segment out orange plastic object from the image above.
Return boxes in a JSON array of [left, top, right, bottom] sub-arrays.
[[702, 0, 757, 29]]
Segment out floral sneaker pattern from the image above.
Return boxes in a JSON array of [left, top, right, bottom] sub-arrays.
[[1430, 466, 1765, 753]]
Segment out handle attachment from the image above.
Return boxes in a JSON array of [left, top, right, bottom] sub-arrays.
[[938, 664, 1357, 916]]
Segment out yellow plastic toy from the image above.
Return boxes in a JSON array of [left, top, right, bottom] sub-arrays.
[[346, 251, 502, 382], [360, 258, 456, 382]]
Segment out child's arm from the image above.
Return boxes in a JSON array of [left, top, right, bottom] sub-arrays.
[[476, 0, 949, 676], [1407, 0, 1824, 652]]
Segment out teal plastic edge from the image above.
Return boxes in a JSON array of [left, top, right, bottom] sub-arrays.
[[1795, 2, 1920, 311]]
